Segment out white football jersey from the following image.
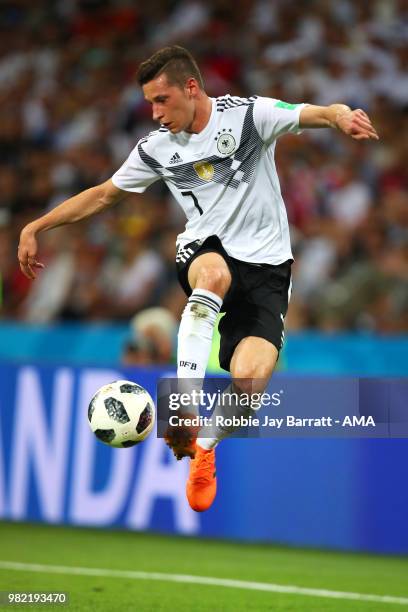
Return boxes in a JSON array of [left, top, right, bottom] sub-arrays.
[[112, 96, 305, 264]]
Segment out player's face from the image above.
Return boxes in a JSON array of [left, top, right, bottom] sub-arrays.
[[143, 73, 197, 133]]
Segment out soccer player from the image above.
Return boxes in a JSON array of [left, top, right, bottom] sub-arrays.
[[18, 46, 378, 513]]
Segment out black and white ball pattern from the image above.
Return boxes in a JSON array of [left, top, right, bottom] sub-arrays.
[[88, 380, 155, 447]]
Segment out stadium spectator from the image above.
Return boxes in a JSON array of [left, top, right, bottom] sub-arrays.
[[1, 0, 406, 337], [121, 307, 177, 365]]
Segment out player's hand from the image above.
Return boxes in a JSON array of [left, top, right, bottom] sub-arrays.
[[336, 108, 379, 141], [18, 226, 45, 280]]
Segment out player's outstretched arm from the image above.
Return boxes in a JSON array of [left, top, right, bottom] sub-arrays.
[[299, 104, 379, 141], [18, 179, 126, 280]]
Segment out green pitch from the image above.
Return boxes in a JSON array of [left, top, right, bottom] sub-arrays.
[[0, 521, 407, 611]]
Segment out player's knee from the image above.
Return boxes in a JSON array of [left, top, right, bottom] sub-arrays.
[[231, 363, 272, 393], [232, 362, 270, 380], [195, 265, 231, 297]]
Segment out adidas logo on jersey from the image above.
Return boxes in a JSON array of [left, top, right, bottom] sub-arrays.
[[169, 152, 183, 164], [176, 245, 194, 263]]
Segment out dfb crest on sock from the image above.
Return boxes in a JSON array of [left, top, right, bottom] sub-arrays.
[[177, 289, 222, 381]]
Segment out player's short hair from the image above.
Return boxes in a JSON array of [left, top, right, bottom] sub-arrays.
[[137, 46, 204, 90]]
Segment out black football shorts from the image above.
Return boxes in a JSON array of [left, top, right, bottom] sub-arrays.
[[176, 235, 292, 372]]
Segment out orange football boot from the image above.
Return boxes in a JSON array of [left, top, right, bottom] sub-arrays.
[[186, 444, 217, 512]]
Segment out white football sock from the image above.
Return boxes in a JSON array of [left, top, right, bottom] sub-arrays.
[[198, 383, 253, 450], [177, 288, 222, 414]]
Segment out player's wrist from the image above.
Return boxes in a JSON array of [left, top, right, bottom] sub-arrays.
[[332, 104, 352, 130], [24, 217, 51, 236], [20, 223, 37, 239]]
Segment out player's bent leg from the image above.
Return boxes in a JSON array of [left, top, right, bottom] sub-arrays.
[[166, 252, 232, 462], [176, 253, 232, 510]]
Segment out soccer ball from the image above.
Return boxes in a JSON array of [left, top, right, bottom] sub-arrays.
[[88, 380, 155, 448]]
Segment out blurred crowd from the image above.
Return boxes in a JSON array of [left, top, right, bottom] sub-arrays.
[[0, 0, 407, 337]]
